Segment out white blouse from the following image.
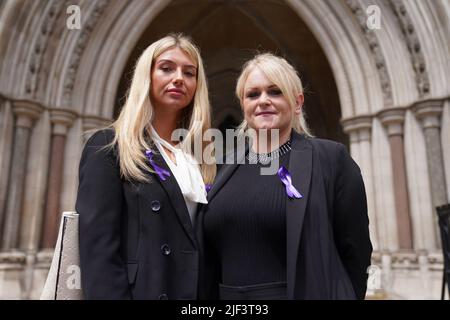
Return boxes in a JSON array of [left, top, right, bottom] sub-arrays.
[[150, 126, 208, 224]]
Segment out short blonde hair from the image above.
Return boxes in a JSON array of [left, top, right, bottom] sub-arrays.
[[110, 34, 216, 183], [235, 53, 312, 137]]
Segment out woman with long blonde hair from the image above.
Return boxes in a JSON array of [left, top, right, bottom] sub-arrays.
[[76, 34, 215, 299]]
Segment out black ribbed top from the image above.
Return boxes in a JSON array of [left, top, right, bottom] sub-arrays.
[[203, 151, 290, 286]]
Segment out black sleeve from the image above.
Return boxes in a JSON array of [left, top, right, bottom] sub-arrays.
[[333, 143, 373, 300], [76, 130, 131, 299]]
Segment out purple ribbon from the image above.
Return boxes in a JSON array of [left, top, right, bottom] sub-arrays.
[[277, 166, 302, 199], [205, 184, 212, 193], [145, 150, 171, 181]]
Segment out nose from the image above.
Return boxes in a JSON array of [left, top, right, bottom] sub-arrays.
[[258, 91, 271, 106], [173, 68, 184, 86]]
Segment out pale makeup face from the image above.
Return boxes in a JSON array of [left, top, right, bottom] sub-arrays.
[[150, 47, 197, 116], [242, 67, 302, 137]]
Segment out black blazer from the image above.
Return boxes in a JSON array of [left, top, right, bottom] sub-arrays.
[[197, 131, 373, 300], [76, 129, 199, 299]]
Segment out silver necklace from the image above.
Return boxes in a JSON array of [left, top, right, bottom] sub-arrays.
[[246, 140, 292, 164]]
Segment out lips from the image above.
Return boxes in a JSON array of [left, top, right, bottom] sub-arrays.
[[167, 88, 185, 95], [256, 111, 277, 116]]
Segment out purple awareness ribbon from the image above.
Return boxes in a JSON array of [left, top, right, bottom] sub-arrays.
[[145, 150, 171, 181], [205, 184, 212, 193], [277, 166, 302, 199]]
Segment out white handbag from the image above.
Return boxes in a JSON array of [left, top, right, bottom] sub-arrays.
[[40, 211, 84, 300]]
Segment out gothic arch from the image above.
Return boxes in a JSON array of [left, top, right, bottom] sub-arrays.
[[2, 1, 449, 118]]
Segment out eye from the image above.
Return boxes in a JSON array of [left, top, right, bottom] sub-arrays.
[[268, 88, 282, 96], [160, 66, 172, 73], [246, 91, 260, 99], [184, 71, 196, 77]]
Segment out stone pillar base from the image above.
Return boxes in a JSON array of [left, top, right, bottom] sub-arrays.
[[366, 290, 389, 300], [0, 252, 26, 299], [366, 250, 444, 300]]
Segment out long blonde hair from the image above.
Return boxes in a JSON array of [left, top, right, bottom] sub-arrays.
[[110, 34, 216, 184], [235, 53, 313, 137]]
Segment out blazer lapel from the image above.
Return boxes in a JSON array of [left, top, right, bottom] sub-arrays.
[[286, 131, 313, 299], [143, 149, 197, 247]]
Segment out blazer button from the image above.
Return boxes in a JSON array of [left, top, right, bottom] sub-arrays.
[[151, 200, 161, 212], [159, 294, 168, 300], [161, 244, 171, 256]]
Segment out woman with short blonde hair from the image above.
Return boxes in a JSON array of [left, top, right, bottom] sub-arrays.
[[235, 53, 312, 138], [198, 53, 372, 300]]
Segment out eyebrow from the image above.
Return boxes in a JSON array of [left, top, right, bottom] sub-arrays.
[[246, 84, 278, 91], [156, 59, 197, 69]]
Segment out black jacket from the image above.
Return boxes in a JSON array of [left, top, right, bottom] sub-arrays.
[[197, 131, 373, 300], [76, 129, 199, 299]]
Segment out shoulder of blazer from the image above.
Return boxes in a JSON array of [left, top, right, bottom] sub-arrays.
[[82, 128, 119, 167], [307, 137, 362, 184], [306, 137, 348, 161], [85, 128, 116, 148], [307, 137, 343, 154], [303, 137, 351, 174]]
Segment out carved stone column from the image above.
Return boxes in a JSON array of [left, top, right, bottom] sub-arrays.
[[342, 115, 379, 251], [378, 108, 413, 250], [413, 100, 448, 209], [1, 100, 43, 251], [41, 109, 77, 249], [0, 96, 14, 236]]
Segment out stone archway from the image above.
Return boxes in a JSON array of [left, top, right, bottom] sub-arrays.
[[115, 0, 345, 144], [0, 0, 449, 299]]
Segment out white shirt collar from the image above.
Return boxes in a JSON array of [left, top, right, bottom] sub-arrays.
[[150, 125, 208, 205]]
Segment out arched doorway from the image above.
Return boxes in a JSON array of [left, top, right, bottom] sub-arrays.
[[115, 0, 346, 145]]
